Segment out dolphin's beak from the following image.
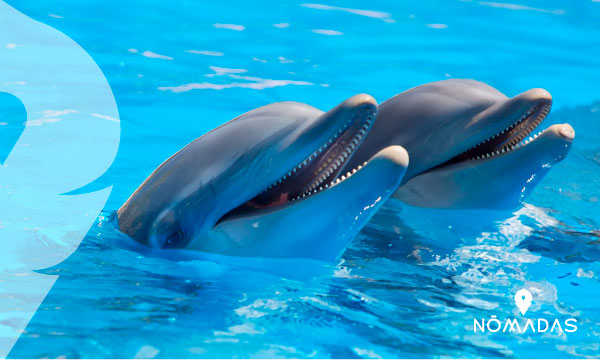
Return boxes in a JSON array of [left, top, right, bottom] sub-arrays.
[[205, 146, 409, 260], [467, 87, 552, 134], [395, 121, 574, 209], [392, 84, 575, 209]]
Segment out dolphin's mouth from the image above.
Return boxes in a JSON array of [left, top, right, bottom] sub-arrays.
[[218, 104, 376, 222], [434, 99, 552, 169]]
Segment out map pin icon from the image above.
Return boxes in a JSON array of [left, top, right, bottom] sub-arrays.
[[515, 289, 533, 315]]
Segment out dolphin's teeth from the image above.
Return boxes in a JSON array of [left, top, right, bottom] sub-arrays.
[[352, 169, 357, 174], [346, 171, 351, 177]]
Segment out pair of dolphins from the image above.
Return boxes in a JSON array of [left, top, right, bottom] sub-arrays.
[[117, 79, 575, 261]]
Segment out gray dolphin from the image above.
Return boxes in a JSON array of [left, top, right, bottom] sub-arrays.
[[118, 94, 409, 261], [343, 79, 575, 208]]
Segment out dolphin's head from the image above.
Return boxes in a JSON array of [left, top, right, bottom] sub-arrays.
[[344, 79, 574, 209], [118, 94, 408, 260]]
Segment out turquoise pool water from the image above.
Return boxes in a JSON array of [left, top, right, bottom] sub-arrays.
[[5, 0, 600, 357]]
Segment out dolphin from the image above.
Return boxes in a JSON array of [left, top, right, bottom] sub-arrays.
[[343, 79, 575, 209], [117, 94, 409, 261]]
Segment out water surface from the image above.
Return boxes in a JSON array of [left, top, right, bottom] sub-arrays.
[[5, 0, 600, 357]]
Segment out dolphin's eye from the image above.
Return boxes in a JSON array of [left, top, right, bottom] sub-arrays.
[[163, 229, 186, 249]]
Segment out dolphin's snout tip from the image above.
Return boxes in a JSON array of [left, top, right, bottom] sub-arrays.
[[521, 88, 552, 103], [344, 93, 377, 108], [374, 145, 409, 168], [558, 123, 575, 140], [545, 123, 575, 141]]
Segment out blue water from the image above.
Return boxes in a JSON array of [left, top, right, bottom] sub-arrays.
[[4, 0, 600, 357]]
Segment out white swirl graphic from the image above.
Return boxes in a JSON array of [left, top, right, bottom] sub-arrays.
[[0, 1, 120, 357]]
